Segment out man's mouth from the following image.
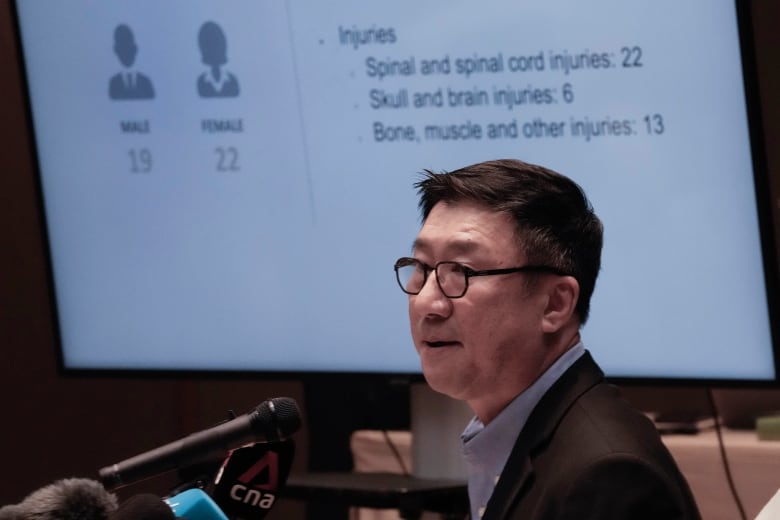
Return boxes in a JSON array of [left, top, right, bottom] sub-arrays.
[[426, 340, 458, 348]]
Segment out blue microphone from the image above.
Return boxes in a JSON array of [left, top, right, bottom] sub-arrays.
[[165, 489, 228, 520]]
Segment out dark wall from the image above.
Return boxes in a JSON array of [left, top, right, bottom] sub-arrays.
[[1, 0, 778, 515], [749, 0, 780, 280]]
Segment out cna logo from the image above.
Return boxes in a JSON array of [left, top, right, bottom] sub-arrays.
[[228, 451, 279, 510], [215, 440, 294, 516], [237, 450, 279, 491]]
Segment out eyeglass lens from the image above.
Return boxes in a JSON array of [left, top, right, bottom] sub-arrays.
[[396, 261, 467, 297]]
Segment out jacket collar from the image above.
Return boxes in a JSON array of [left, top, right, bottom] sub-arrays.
[[481, 352, 604, 520]]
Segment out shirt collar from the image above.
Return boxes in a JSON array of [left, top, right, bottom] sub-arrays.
[[461, 342, 586, 518]]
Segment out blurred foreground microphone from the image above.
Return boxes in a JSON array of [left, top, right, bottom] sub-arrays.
[[109, 494, 173, 520], [165, 489, 228, 520], [110, 489, 227, 520], [99, 397, 301, 490], [165, 488, 228, 520], [211, 439, 295, 520], [0, 478, 117, 520]]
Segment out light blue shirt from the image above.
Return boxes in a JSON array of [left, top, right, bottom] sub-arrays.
[[461, 342, 586, 519]]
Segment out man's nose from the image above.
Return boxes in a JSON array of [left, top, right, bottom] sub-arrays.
[[411, 270, 453, 318]]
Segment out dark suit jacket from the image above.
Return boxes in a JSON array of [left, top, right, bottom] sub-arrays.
[[109, 72, 155, 100], [481, 352, 701, 519]]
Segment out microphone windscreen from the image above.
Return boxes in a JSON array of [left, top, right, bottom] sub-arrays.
[[109, 494, 174, 520], [0, 478, 117, 520], [252, 397, 302, 440]]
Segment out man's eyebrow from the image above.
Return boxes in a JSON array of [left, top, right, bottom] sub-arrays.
[[411, 238, 425, 253], [412, 238, 480, 255]]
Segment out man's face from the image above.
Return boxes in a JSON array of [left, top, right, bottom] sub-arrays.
[[114, 27, 137, 68], [408, 201, 551, 418]]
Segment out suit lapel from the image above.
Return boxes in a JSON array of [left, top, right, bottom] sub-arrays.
[[481, 353, 604, 520]]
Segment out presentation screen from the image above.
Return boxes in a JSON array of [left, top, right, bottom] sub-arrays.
[[14, 0, 779, 381]]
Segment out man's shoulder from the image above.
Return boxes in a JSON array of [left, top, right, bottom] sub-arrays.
[[520, 352, 675, 471], [534, 379, 686, 488], [489, 358, 700, 519]]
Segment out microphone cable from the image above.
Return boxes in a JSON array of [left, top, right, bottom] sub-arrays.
[[381, 429, 410, 476], [706, 387, 747, 520]]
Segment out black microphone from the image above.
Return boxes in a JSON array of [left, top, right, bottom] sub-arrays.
[[0, 478, 117, 520], [98, 397, 301, 490], [211, 439, 295, 520]]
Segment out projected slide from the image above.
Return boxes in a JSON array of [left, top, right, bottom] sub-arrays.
[[15, 0, 775, 380]]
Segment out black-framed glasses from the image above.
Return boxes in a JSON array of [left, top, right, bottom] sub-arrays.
[[393, 257, 568, 299]]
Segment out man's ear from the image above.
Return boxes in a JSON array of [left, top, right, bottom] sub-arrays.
[[541, 276, 580, 333]]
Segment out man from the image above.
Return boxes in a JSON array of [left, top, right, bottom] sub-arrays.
[[109, 24, 155, 100], [394, 159, 700, 519]]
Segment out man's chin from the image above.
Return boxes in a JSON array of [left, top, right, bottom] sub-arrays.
[[421, 368, 465, 398]]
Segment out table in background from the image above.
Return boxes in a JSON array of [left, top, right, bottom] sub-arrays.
[[662, 429, 780, 520], [283, 470, 467, 520]]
